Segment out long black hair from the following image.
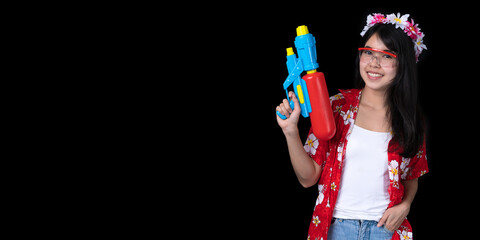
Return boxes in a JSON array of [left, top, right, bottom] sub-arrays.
[[354, 24, 424, 158]]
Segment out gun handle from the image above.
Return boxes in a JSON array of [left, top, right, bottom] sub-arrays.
[[276, 100, 295, 120]]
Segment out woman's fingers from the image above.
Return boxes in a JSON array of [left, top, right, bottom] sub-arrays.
[[278, 102, 290, 118]]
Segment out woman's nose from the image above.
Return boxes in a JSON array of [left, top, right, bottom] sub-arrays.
[[368, 56, 381, 67]]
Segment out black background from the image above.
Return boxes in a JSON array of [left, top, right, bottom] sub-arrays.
[[175, 3, 475, 239]]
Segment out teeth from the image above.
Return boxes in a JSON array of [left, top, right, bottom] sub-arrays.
[[368, 72, 383, 77]]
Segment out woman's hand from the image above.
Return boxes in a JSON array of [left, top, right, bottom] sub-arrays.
[[377, 201, 411, 232], [378, 178, 418, 232], [276, 91, 301, 136]]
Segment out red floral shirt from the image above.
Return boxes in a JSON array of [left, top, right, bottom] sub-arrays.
[[304, 89, 429, 240]]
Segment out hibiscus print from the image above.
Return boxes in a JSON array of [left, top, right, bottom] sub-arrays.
[[389, 160, 399, 188], [312, 216, 320, 227], [331, 182, 337, 191], [398, 229, 412, 240], [341, 109, 354, 125], [304, 133, 319, 155], [416, 150, 423, 158], [336, 143, 344, 162], [329, 93, 343, 105], [315, 184, 325, 206], [400, 157, 411, 180]]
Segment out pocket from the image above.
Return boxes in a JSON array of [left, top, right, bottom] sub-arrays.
[[382, 225, 394, 234], [330, 217, 343, 225]]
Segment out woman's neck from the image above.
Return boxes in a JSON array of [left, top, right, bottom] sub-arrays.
[[360, 87, 388, 111], [356, 87, 391, 132]]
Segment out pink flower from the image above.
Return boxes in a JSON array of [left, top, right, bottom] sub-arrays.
[[405, 19, 421, 40], [369, 13, 386, 25]]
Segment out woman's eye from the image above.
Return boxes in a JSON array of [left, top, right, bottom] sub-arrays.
[[364, 50, 373, 55], [383, 54, 393, 59]]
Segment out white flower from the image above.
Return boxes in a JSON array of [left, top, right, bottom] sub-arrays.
[[315, 184, 325, 206], [341, 109, 354, 125], [386, 13, 409, 30], [415, 150, 424, 159], [304, 133, 319, 155], [331, 182, 337, 191], [400, 157, 411, 180], [400, 157, 411, 170], [414, 35, 427, 60], [312, 216, 320, 227], [337, 143, 344, 162], [389, 160, 399, 188], [360, 26, 370, 37], [329, 93, 343, 105], [399, 229, 412, 240]]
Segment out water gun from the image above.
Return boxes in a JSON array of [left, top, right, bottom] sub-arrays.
[[276, 25, 336, 141]]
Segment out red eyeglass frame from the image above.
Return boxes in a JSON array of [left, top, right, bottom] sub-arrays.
[[358, 48, 397, 58]]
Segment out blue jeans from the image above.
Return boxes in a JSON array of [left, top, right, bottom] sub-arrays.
[[327, 218, 394, 240]]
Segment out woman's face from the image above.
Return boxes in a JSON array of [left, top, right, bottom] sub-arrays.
[[359, 33, 397, 92]]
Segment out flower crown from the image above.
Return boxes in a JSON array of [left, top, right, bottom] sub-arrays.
[[360, 13, 426, 62]]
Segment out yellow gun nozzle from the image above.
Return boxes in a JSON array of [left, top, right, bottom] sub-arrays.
[[296, 25, 309, 36], [286, 47, 294, 56]]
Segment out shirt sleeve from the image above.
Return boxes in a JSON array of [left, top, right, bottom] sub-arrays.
[[403, 139, 429, 181], [303, 92, 344, 168], [304, 128, 328, 168]]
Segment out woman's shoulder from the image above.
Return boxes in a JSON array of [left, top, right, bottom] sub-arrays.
[[330, 88, 361, 106]]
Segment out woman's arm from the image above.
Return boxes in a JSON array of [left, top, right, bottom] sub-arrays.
[[284, 130, 322, 188], [276, 91, 322, 188], [401, 178, 419, 206]]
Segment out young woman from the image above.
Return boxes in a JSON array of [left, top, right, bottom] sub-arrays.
[[276, 13, 428, 240]]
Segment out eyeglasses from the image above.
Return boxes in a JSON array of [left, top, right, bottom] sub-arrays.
[[358, 48, 397, 68]]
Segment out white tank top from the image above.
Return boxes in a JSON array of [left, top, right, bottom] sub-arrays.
[[333, 124, 392, 221]]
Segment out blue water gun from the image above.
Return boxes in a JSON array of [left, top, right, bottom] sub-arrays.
[[276, 25, 336, 140], [276, 25, 317, 119]]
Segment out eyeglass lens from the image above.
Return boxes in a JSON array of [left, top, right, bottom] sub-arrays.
[[359, 49, 396, 67]]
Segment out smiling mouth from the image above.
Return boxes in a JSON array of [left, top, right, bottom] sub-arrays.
[[367, 72, 384, 78]]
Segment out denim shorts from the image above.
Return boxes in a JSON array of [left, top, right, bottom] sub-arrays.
[[327, 218, 394, 240]]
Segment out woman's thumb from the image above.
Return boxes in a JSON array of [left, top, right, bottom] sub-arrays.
[[290, 92, 300, 110]]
